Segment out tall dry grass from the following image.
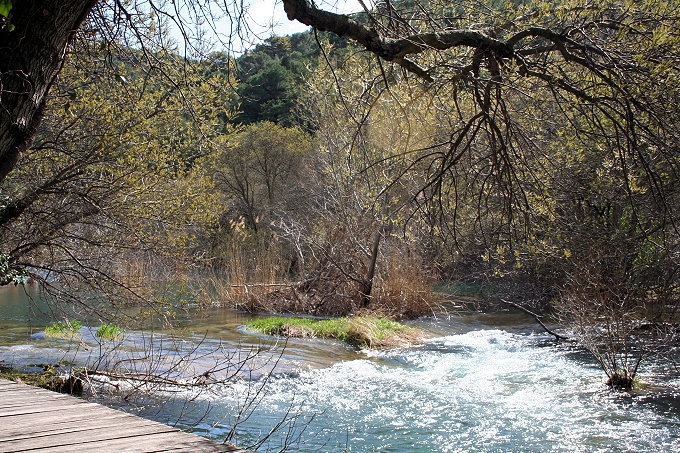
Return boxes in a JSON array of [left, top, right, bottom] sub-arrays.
[[206, 238, 441, 319], [100, 253, 194, 306], [371, 246, 441, 318], [207, 240, 289, 311]]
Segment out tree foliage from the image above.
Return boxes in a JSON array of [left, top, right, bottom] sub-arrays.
[[208, 121, 313, 234], [280, 0, 678, 386], [234, 32, 350, 125], [0, 29, 235, 298]]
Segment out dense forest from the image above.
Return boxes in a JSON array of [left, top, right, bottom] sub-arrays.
[[0, 0, 678, 397]]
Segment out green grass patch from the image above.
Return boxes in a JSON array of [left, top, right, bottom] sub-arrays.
[[44, 320, 82, 339], [248, 316, 420, 349], [96, 323, 124, 340]]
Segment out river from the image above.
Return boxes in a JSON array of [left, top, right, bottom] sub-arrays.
[[1, 285, 679, 452]]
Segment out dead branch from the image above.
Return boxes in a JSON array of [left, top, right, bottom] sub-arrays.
[[500, 299, 571, 342]]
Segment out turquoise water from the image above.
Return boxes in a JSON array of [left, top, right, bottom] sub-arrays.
[[126, 330, 680, 452], [1, 286, 679, 452]]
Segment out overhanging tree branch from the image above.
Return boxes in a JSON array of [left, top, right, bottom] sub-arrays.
[[282, 0, 514, 82]]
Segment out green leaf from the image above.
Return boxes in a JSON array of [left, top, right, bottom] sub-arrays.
[[0, 0, 12, 18]]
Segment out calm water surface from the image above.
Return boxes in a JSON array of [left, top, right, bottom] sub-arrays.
[[1, 285, 679, 452]]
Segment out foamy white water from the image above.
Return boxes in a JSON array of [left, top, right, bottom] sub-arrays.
[[1, 287, 678, 452], [141, 330, 680, 452]]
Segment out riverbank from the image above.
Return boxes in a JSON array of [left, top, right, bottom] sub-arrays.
[[0, 362, 83, 394]]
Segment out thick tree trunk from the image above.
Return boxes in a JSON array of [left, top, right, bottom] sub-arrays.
[[0, 0, 96, 184]]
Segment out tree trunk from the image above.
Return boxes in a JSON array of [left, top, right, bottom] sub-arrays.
[[360, 226, 383, 308], [0, 0, 96, 184]]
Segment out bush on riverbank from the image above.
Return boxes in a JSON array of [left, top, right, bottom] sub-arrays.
[[96, 323, 125, 340], [248, 315, 422, 348], [44, 320, 82, 339]]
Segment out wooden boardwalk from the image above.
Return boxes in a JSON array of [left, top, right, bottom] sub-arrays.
[[0, 379, 243, 452]]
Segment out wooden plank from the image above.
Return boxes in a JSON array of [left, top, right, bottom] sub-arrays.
[[0, 390, 79, 399], [24, 431, 234, 453], [0, 417, 164, 443], [1, 387, 61, 396], [0, 404, 110, 423], [0, 422, 178, 451], [0, 396, 76, 407], [0, 408, 122, 426], [0, 400, 99, 417], [0, 395, 80, 406], [0, 379, 245, 452], [0, 388, 76, 399], [0, 412, 141, 440]]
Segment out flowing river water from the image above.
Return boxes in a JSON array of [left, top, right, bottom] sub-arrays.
[[1, 285, 679, 452]]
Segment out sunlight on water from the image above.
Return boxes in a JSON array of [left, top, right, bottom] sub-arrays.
[[145, 330, 680, 452], [1, 286, 678, 452]]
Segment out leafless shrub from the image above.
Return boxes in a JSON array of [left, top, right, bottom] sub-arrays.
[[61, 329, 317, 452], [558, 248, 679, 389]]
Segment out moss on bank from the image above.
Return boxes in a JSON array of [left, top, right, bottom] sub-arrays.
[[248, 315, 421, 348], [0, 363, 83, 395]]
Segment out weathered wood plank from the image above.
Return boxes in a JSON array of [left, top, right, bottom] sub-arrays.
[[0, 412, 133, 439], [0, 412, 148, 440], [0, 388, 78, 400], [1, 383, 75, 394], [0, 379, 244, 452], [0, 397, 76, 408], [0, 404, 110, 423], [0, 417, 170, 442], [0, 390, 68, 398], [0, 390, 88, 407], [24, 431, 236, 453], [0, 425, 179, 452], [0, 400, 100, 417]]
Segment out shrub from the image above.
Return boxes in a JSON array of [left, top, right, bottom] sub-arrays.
[[96, 323, 125, 340], [44, 320, 82, 339]]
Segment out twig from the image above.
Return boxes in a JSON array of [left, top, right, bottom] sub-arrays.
[[500, 299, 570, 342], [227, 282, 300, 288]]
